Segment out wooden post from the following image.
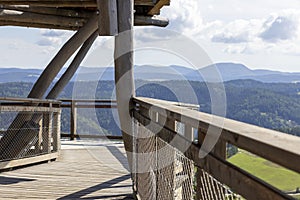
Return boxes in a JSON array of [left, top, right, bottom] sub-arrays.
[[97, 0, 118, 36], [35, 119, 43, 153], [70, 100, 77, 141], [28, 15, 98, 99], [52, 111, 61, 152], [114, 0, 135, 171], [46, 31, 98, 99], [196, 129, 205, 200], [184, 124, 193, 141], [0, 15, 98, 158], [42, 112, 52, 153], [182, 124, 194, 199]]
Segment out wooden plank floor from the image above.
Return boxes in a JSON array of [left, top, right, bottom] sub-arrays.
[[0, 140, 133, 199]]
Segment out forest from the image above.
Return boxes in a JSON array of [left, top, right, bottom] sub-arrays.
[[0, 79, 299, 136]]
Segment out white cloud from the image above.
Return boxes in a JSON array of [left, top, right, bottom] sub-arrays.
[[260, 10, 300, 42], [205, 9, 300, 56], [209, 19, 263, 44], [36, 29, 72, 49], [161, 0, 203, 36]]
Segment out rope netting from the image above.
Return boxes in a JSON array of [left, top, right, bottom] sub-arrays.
[[132, 117, 243, 200], [0, 105, 60, 162]]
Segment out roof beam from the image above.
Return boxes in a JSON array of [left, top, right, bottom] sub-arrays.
[[0, 8, 168, 30]]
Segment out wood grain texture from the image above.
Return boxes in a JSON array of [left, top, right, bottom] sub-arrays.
[[133, 97, 300, 174], [0, 140, 133, 199]]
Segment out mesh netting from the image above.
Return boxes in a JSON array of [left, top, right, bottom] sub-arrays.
[[133, 117, 243, 200], [0, 104, 60, 162]]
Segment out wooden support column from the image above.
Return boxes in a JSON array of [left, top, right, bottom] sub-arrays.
[[29, 15, 98, 99], [70, 100, 77, 141], [42, 112, 52, 154], [97, 0, 118, 36], [46, 31, 98, 99], [114, 0, 135, 171], [0, 15, 98, 158], [52, 112, 61, 152]]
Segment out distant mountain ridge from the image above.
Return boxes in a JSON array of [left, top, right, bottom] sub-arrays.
[[0, 63, 299, 83]]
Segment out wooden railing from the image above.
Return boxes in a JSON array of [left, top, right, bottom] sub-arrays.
[[0, 97, 61, 171], [59, 99, 121, 140], [132, 97, 300, 200]]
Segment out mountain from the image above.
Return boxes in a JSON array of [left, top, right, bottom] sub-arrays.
[[0, 63, 299, 83], [188, 63, 300, 83]]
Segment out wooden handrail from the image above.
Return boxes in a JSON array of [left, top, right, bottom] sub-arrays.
[[133, 97, 300, 174], [132, 97, 300, 200], [59, 99, 118, 140], [0, 97, 60, 105]]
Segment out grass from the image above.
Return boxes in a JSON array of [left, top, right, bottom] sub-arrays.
[[228, 150, 300, 192]]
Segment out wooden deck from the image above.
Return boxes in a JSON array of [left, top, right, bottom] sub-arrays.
[[0, 140, 133, 199]]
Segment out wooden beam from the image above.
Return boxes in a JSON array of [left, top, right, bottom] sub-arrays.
[[133, 97, 300, 174], [46, 31, 98, 99], [97, 0, 118, 36], [0, 9, 86, 27], [1, 5, 94, 18], [0, 152, 58, 171], [0, 9, 168, 30], [0, 21, 80, 30], [147, 0, 170, 15], [114, 0, 135, 171], [0, 0, 157, 7], [134, 15, 168, 27], [134, 111, 294, 200], [0, 15, 98, 159], [0, 1, 97, 7], [28, 15, 97, 99]]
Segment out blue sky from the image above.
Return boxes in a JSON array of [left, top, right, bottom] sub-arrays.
[[0, 0, 300, 72]]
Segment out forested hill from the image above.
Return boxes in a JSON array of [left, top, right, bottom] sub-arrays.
[[0, 80, 299, 136]]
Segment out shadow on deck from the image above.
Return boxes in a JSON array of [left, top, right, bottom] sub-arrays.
[[0, 140, 133, 199]]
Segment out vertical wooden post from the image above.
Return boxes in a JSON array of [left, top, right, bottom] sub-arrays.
[[182, 124, 194, 199], [35, 119, 43, 153], [213, 140, 227, 160], [52, 111, 61, 152], [196, 129, 205, 200], [114, 0, 135, 170], [97, 0, 118, 36], [184, 124, 193, 141], [42, 112, 52, 154], [70, 100, 77, 141]]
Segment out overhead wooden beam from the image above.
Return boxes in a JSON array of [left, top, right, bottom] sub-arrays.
[[147, 0, 170, 15], [0, 1, 97, 7], [0, 9, 86, 28], [1, 5, 94, 18], [0, 8, 168, 30], [0, 21, 80, 30], [97, 0, 118, 36], [0, 0, 157, 7], [134, 15, 168, 27]]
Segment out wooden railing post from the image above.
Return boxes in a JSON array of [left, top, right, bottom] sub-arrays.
[[42, 112, 52, 154], [181, 124, 194, 199], [70, 100, 77, 140], [35, 119, 43, 154], [213, 140, 227, 160], [52, 111, 61, 152]]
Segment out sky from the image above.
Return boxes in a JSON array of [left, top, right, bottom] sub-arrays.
[[0, 0, 300, 72]]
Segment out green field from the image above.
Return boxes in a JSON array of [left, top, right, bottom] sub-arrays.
[[228, 150, 300, 192]]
